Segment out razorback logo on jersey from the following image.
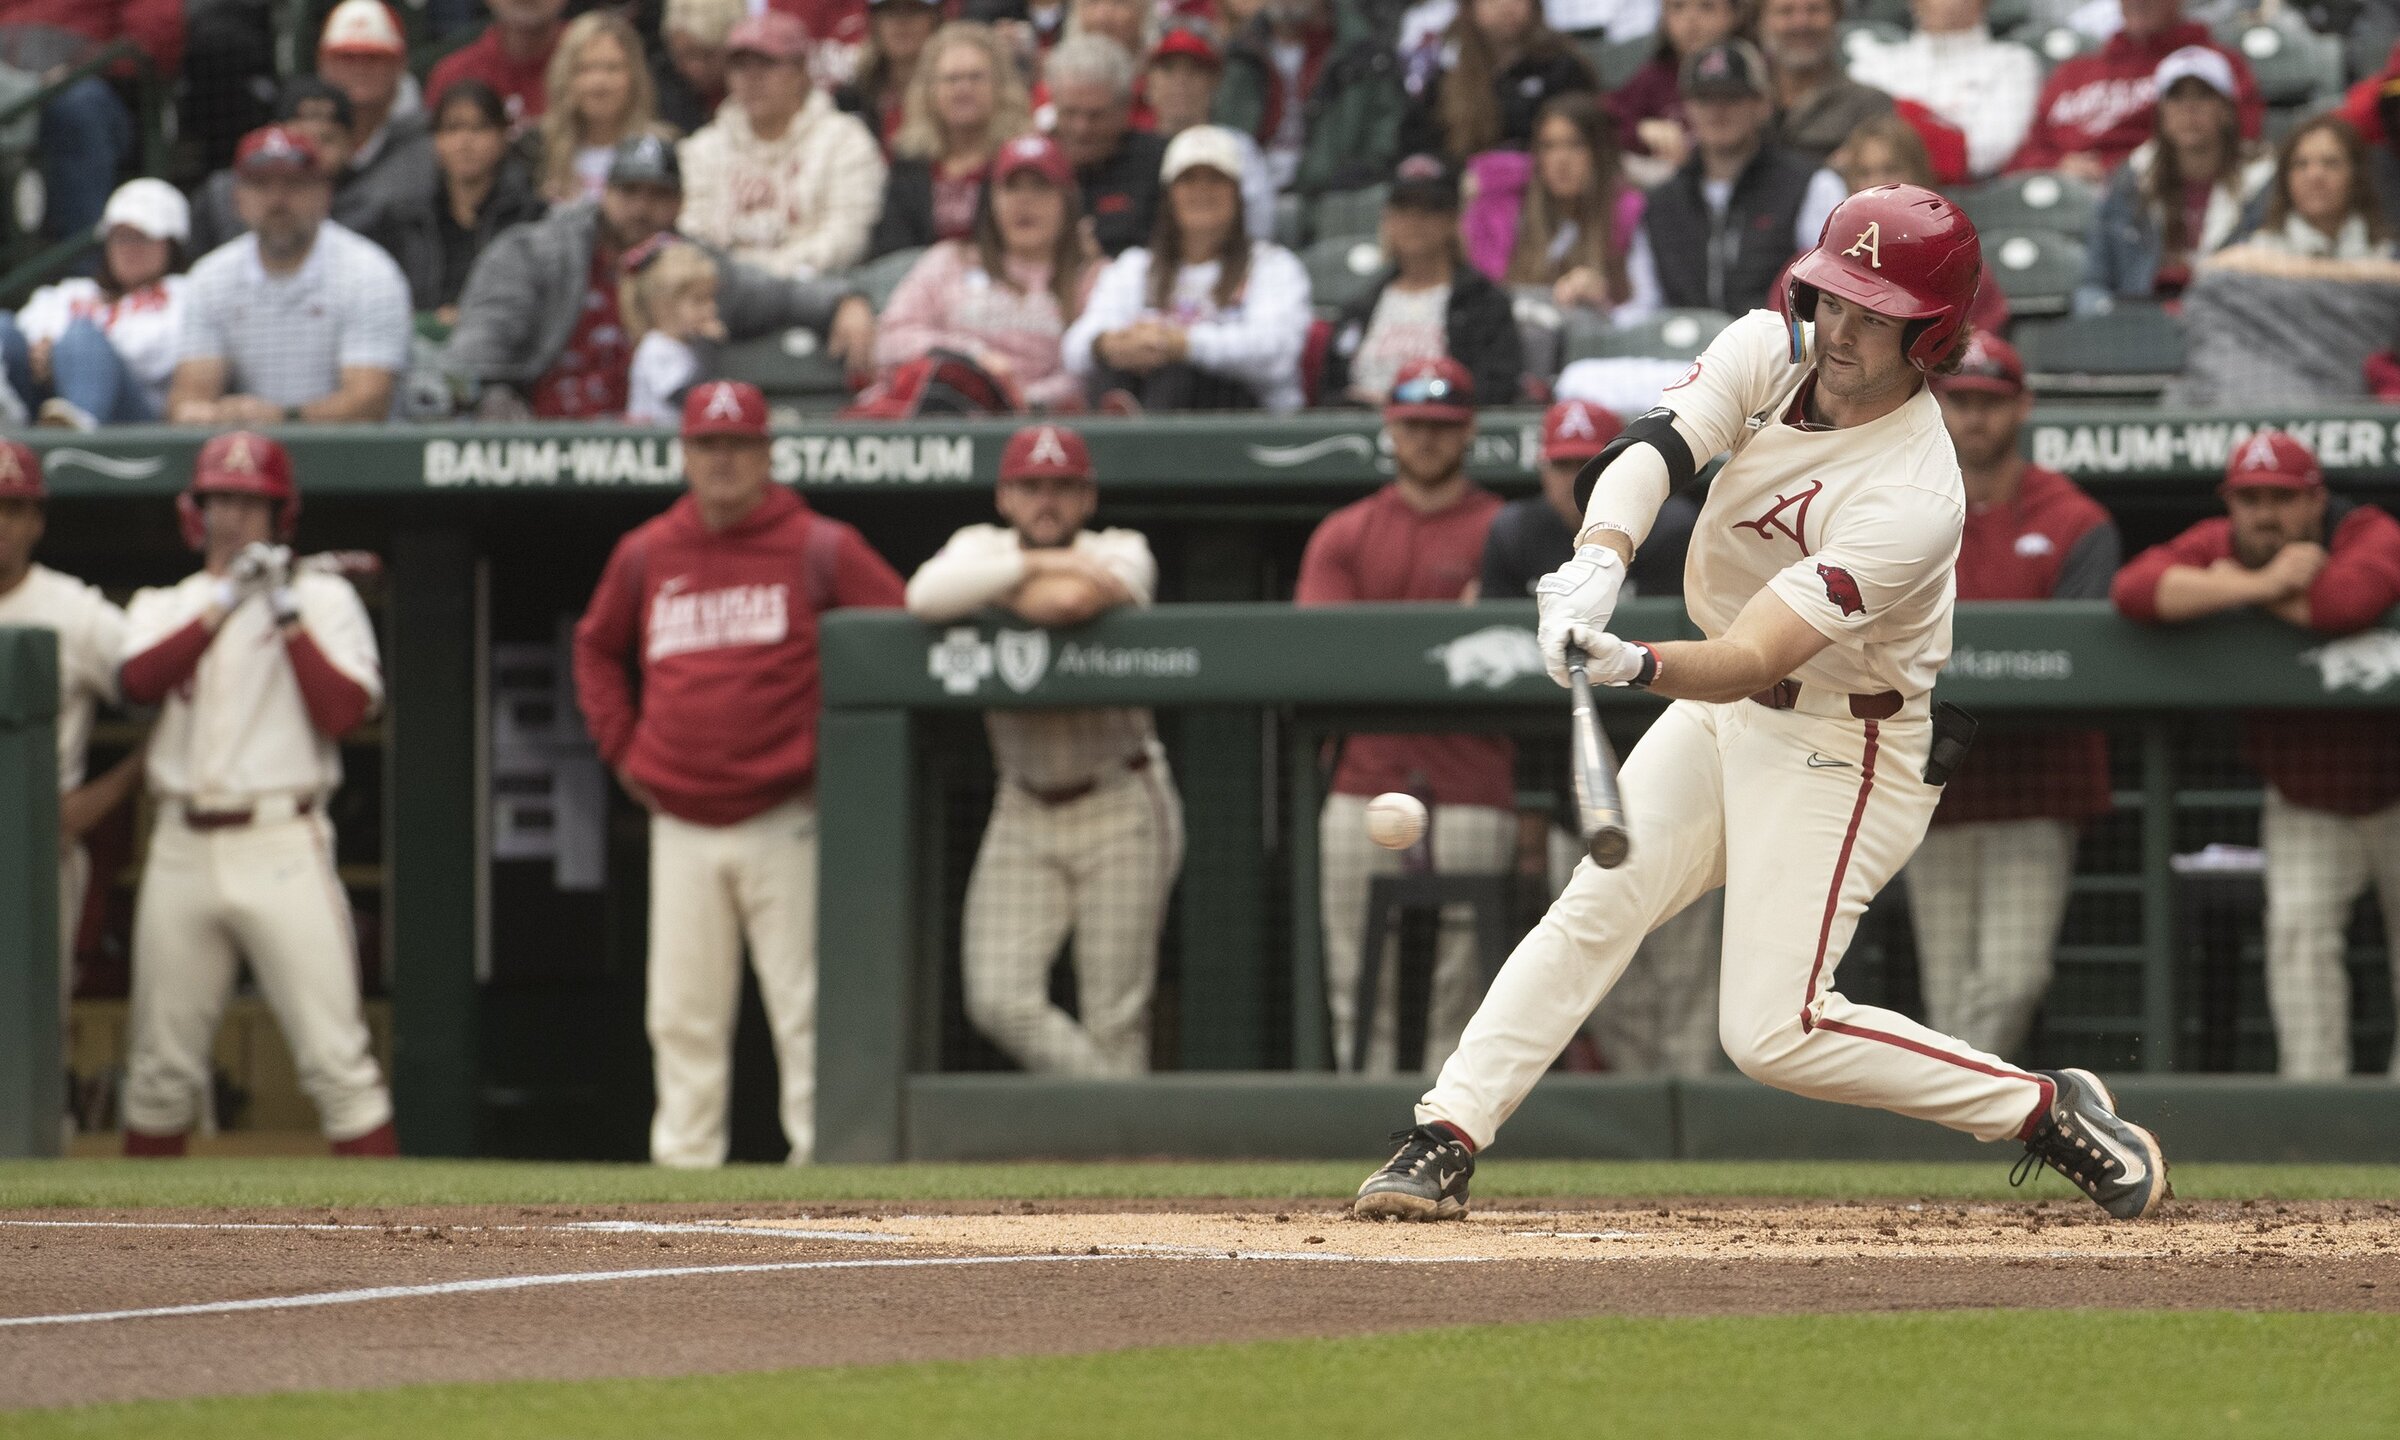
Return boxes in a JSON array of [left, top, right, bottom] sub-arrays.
[[1733, 479, 1822, 552], [1663, 359, 1703, 392], [1817, 563, 1865, 617]]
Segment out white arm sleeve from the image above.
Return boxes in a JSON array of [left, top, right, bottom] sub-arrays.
[[1584, 308, 1801, 547], [1061, 250, 1148, 379], [1183, 243, 1312, 406], [905, 526, 1028, 622], [1084, 529, 1158, 607]]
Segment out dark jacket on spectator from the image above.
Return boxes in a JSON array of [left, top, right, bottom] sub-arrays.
[[869, 157, 985, 259], [1319, 264, 1523, 408], [1642, 144, 1820, 313], [1776, 77, 1893, 165], [1399, 46, 1597, 162], [652, 50, 722, 136], [443, 200, 853, 389], [1213, 7, 1407, 196], [378, 150, 547, 311], [1077, 130, 1168, 258]]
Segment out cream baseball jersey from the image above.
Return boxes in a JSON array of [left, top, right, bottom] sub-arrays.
[[122, 571, 383, 800], [0, 564, 127, 792], [906, 524, 1160, 792], [1662, 309, 1965, 698]]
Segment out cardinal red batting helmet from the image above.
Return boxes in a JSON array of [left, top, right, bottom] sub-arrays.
[[179, 431, 299, 549], [1784, 184, 1982, 372]]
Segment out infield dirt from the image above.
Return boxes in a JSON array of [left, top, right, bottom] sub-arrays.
[[4, 1197, 2396, 1410]]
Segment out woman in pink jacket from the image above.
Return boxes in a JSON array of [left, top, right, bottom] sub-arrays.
[[870, 133, 1098, 411]]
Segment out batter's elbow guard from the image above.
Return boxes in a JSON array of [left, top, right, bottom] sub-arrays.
[[1570, 407, 1698, 511]]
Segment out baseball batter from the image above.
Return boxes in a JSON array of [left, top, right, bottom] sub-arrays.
[[0, 442, 137, 1002], [116, 432, 395, 1156], [906, 424, 1184, 1075], [1356, 185, 2169, 1223]]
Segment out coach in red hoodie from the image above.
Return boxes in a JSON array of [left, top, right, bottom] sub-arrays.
[[574, 381, 905, 1167], [2113, 432, 2400, 1080], [2008, 0, 2260, 180]]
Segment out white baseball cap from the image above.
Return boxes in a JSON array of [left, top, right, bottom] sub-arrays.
[[1160, 124, 1246, 185], [2154, 45, 2238, 101], [320, 0, 406, 58], [98, 178, 190, 244]]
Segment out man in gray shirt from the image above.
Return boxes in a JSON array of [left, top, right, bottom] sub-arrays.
[[169, 125, 413, 425]]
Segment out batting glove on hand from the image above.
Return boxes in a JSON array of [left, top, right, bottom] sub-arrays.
[[1575, 633, 1656, 688], [224, 542, 288, 607], [1535, 545, 1627, 688]]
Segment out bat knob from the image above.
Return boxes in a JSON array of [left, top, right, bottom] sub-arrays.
[[1589, 830, 1630, 869]]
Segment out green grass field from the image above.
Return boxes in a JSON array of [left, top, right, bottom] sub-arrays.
[[10, 1159, 2399, 1437], [4, 1156, 2400, 1210], [16, 1311, 2400, 1440]]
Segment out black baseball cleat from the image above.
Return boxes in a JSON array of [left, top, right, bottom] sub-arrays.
[[2011, 1068, 2171, 1220], [1354, 1124, 1474, 1221]]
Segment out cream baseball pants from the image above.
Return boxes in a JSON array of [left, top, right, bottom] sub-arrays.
[[1420, 696, 2055, 1150], [646, 794, 819, 1168], [123, 806, 391, 1142]]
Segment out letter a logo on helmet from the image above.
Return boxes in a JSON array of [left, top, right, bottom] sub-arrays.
[[219, 434, 260, 472], [1842, 222, 1882, 269], [1783, 184, 1981, 371]]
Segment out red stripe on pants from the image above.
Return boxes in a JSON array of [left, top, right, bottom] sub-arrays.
[[1800, 720, 1879, 1032]]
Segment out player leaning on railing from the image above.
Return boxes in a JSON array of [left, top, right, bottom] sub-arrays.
[[1356, 185, 2172, 1224]]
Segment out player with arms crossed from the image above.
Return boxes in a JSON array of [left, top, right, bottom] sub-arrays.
[[1354, 185, 2170, 1223]]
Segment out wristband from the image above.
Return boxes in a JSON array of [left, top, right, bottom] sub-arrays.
[[269, 586, 300, 626], [1629, 642, 1660, 690]]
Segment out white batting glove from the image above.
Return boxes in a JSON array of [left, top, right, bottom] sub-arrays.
[[1534, 544, 1627, 688], [1574, 633, 1656, 688], [224, 542, 285, 607]]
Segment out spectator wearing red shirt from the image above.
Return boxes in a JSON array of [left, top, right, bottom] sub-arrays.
[[2008, 0, 2261, 181], [2112, 432, 2400, 1080], [573, 382, 906, 1168], [1297, 357, 1512, 1076], [426, 0, 567, 128], [1905, 333, 2120, 1058]]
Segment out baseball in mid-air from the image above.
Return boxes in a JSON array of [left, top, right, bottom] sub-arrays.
[[1365, 792, 1429, 849]]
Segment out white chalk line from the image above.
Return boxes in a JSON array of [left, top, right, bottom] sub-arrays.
[[0, 1218, 906, 1244]]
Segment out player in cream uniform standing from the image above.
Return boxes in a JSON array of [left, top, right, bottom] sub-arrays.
[[116, 431, 395, 1156], [1356, 185, 2171, 1223], [0, 442, 138, 994], [906, 424, 1184, 1074]]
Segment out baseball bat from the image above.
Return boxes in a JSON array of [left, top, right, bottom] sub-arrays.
[[293, 550, 383, 582], [1564, 644, 1631, 868]]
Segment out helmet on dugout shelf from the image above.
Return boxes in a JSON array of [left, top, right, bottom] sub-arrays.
[[1783, 184, 1982, 372], [179, 431, 299, 549]]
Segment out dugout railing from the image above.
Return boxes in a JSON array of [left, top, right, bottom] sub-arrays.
[[813, 600, 2400, 1165]]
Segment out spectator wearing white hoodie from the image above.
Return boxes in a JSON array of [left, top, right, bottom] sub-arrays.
[[1062, 125, 1312, 413], [1844, 0, 2043, 179], [0, 180, 191, 429], [677, 11, 889, 279]]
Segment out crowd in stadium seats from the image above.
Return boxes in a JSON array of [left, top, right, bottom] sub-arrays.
[[11, 0, 2400, 428]]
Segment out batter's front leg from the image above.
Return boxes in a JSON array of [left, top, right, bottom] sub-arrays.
[[1413, 701, 1731, 1148]]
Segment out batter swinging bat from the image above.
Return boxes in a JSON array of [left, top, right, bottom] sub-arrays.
[[1564, 644, 1630, 868]]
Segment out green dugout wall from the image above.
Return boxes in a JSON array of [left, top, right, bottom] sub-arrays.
[[0, 627, 60, 1158], [14, 410, 2400, 1163]]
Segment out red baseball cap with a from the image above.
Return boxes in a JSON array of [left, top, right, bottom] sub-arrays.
[[726, 11, 812, 62], [0, 440, 43, 500], [993, 133, 1073, 189], [1000, 424, 1094, 482], [1935, 329, 2025, 397], [235, 124, 323, 177], [1151, 17, 1223, 66], [1541, 399, 1623, 463], [2223, 431, 2322, 491], [1385, 356, 1476, 424], [682, 381, 770, 439]]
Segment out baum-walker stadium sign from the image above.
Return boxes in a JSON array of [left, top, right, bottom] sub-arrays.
[[2028, 416, 2397, 478], [420, 433, 976, 488]]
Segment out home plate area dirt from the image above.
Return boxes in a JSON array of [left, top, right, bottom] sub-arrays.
[[3, 1199, 2398, 1409]]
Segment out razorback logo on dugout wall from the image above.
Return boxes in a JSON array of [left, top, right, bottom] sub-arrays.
[[1817, 563, 1865, 617]]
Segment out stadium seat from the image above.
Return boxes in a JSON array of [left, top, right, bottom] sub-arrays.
[[1308, 186, 1387, 249], [711, 327, 853, 404], [1987, 0, 2033, 34], [1956, 170, 2100, 241], [2015, 305, 2187, 399], [1580, 33, 1657, 91], [1979, 228, 2084, 317], [1562, 307, 1734, 364], [1301, 234, 1388, 316], [2229, 22, 2343, 108], [846, 246, 924, 311]]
